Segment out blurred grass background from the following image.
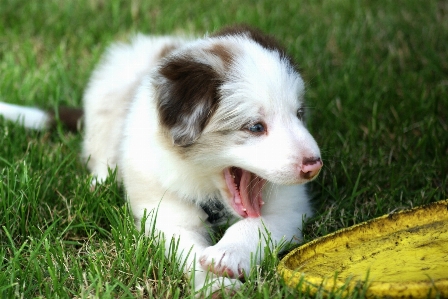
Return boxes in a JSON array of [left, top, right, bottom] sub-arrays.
[[0, 0, 447, 298]]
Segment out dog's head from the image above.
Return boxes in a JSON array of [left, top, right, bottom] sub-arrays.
[[154, 26, 322, 218]]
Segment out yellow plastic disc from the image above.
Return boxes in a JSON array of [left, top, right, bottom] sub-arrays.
[[278, 200, 448, 298]]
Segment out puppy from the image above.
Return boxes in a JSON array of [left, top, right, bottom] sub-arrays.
[[0, 25, 322, 295]]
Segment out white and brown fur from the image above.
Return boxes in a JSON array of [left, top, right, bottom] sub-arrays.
[[0, 25, 323, 295]]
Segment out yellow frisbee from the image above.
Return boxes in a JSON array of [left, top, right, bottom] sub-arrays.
[[278, 200, 448, 298]]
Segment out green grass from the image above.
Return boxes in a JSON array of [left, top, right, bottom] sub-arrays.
[[0, 0, 447, 298]]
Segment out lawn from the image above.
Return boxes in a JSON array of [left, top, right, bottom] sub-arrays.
[[0, 0, 447, 298]]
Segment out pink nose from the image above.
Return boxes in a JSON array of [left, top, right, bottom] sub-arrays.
[[300, 157, 323, 180]]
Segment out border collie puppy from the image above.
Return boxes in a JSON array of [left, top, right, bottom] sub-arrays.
[[0, 25, 322, 295]]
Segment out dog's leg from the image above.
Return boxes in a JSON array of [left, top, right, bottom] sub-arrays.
[[199, 184, 310, 278], [131, 191, 242, 296], [82, 108, 128, 184]]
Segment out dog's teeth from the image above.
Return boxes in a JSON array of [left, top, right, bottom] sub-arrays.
[[242, 208, 246, 211], [260, 201, 265, 205]]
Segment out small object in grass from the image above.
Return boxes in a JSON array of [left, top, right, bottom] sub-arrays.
[[278, 200, 448, 298]]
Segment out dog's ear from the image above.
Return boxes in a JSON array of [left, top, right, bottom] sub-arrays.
[[156, 54, 223, 147]]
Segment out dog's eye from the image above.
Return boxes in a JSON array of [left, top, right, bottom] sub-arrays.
[[248, 123, 265, 133], [297, 107, 305, 120]]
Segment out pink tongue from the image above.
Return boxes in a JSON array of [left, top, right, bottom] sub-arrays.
[[224, 168, 266, 218]]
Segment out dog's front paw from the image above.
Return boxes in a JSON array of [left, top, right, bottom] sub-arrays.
[[193, 271, 242, 298], [199, 244, 252, 279]]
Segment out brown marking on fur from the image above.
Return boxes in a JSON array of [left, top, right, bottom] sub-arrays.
[[158, 44, 178, 60], [48, 107, 84, 132], [208, 43, 234, 70], [212, 24, 296, 69], [156, 54, 223, 146]]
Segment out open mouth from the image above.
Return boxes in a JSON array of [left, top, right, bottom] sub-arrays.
[[224, 167, 266, 218]]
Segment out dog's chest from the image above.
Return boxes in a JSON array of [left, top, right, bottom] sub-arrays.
[[200, 199, 234, 225]]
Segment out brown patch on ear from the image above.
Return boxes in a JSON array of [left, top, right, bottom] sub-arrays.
[[48, 107, 84, 132], [208, 43, 234, 70], [158, 44, 179, 60], [213, 24, 296, 69], [156, 55, 222, 146]]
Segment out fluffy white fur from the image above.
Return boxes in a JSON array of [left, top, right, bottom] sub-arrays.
[[0, 102, 50, 129], [0, 28, 322, 296]]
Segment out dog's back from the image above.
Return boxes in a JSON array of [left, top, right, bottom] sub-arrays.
[[81, 35, 186, 182]]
